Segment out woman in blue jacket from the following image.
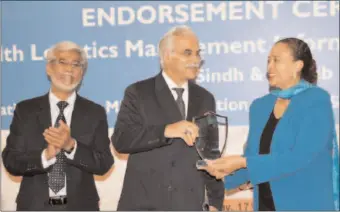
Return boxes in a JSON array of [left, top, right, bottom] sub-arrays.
[[199, 38, 339, 211]]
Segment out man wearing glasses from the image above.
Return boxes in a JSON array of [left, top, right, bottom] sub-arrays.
[[112, 25, 224, 211], [2, 41, 114, 211]]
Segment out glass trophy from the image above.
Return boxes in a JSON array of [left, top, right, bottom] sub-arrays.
[[193, 111, 228, 168]]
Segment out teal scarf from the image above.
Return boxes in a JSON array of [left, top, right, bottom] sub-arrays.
[[271, 80, 339, 210]]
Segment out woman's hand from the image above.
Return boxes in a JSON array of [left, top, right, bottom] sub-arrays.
[[198, 155, 247, 179]]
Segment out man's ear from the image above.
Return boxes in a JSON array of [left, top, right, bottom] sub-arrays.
[[163, 49, 172, 65], [46, 63, 53, 77]]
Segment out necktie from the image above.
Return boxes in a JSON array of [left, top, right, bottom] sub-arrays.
[[173, 88, 185, 119], [48, 101, 68, 194]]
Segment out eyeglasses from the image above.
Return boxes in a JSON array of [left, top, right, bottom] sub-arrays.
[[52, 59, 83, 70]]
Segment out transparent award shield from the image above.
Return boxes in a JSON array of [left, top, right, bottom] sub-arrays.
[[193, 111, 228, 168]]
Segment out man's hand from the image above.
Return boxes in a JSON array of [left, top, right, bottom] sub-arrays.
[[209, 206, 218, 211], [164, 120, 199, 146], [44, 144, 61, 160], [239, 182, 253, 191], [43, 120, 75, 151], [198, 156, 247, 179]]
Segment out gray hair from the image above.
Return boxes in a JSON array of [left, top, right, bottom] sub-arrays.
[[158, 25, 196, 68], [46, 41, 88, 75]]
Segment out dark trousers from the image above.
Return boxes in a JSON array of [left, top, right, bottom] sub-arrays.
[[42, 204, 68, 211]]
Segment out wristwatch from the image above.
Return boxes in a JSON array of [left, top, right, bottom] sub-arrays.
[[66, 147, 74, 154], [65, 139, 75, 153]]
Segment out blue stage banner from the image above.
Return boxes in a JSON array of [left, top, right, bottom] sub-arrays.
[[1, 1, 339, 127]]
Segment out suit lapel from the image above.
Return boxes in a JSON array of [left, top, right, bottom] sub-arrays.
[[262, 94, 277, 126], [186, 82, 202, 122], [252, 94, 277, 154], [155, 73, 183, 123], [37, 93, 52, 148], [70, 95, 89, 137]]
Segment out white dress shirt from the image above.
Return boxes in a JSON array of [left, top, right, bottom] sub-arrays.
[[41, 90, 78, 197], [162, 71, 189, 118]]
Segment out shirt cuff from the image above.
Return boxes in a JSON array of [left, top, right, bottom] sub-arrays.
[[64, 139, 77, 160], [41, 149, 57, 168]]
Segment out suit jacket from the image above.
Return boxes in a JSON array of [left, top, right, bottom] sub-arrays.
[[2, 93, 114, 211], [112, 73, 224, 211], [225, 87, 336, 210]]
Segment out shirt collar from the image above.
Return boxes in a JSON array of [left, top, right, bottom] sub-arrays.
[[49, 89, 77, 108], [162, 71, 188, 91]]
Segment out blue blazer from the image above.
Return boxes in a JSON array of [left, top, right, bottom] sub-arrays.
[[225, 87, 336, 210]]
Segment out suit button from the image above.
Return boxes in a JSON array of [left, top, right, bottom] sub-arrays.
[[171, 161, 176, 167], [168, 186, 173, 191]]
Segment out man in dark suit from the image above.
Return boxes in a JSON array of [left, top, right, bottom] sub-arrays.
[[2, 41, 114, 211], [112, 25, 224, 211]]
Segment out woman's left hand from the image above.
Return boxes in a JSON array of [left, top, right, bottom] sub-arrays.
[[198, 155, 247, 179]]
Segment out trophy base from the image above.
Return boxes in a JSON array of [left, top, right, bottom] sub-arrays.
[[196, 160, 208, 169]]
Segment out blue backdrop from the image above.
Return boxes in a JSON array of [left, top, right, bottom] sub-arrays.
[[1, 1, 339, 129]]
